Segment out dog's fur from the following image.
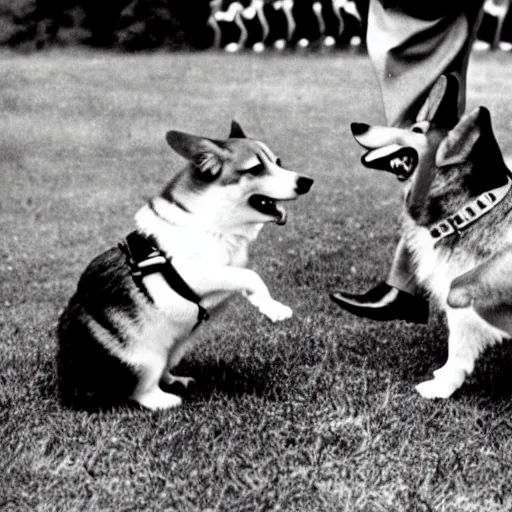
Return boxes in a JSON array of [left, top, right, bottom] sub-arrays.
[[352, 75, 512, 399], [57, 122, 313, 411]]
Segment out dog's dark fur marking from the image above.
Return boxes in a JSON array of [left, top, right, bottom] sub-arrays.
[[57, 298, 139, 411]]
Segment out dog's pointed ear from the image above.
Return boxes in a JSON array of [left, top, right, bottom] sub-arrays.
[[435, 107, 484, 167], [229, 120, 247, 138], [166, 130, 232, 182], [416, 74, 459, 129]]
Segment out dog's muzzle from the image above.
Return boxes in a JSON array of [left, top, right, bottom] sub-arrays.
[[248, 176, 313, 225], [248, 195, 288, 224]]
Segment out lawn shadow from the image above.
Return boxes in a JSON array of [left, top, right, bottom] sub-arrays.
[[310, 249, 512, 403], [162, 357, 281, 402], [35, 343, 282, 410], [325, 309, 448, 383], [342, 311, 512, 403], [459, 340, 512, 402], [389, 312, 512, 402], [346, 313, 512, 401]]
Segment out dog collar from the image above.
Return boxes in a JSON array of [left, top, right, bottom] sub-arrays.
[[119, 231, 209, 329], [429, 176, 512, 243]]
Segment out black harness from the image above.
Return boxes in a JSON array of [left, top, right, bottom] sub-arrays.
[[119, 231, 209, 330]]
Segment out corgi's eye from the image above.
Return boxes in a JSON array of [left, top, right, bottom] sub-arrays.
[[239, 163, 266, 176], [276, 158, 282, 167]]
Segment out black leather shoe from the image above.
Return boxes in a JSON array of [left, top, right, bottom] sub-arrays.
[[330, 282, 429, 324]]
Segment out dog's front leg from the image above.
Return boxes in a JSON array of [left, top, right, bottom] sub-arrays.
[[242, 287, 293, 322], [415, 308, 495, 399], [192, 266, 293, 322]]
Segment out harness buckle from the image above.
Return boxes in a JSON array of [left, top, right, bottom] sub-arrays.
[[137, 254, 167, 270], [121, 231, 210, 331]]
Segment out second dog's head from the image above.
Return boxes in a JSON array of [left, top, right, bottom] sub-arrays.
[[162, 121, 313, 229], [350, 74, 509, 225]]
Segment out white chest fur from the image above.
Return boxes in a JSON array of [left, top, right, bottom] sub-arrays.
[[404, 220, 478, 308], [133, 200, 262, 313]]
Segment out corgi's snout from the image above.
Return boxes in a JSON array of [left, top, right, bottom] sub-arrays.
[[296, 176, 314, 195], [351, 123, 370, 136]]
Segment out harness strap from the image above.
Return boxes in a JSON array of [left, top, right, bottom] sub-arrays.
[[430, 176, 512, 244], [119, 231, 209, 329]]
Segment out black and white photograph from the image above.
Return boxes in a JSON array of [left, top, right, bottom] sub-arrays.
[[3, 0, 512, 510]]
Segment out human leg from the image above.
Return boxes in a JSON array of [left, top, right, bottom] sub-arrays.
[[331, 1, 484, 322]]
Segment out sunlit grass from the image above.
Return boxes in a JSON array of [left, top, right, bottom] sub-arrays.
[[2, 48, 512, 511]]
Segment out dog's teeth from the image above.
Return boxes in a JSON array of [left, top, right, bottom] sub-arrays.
[[389, 156, 413, 174]]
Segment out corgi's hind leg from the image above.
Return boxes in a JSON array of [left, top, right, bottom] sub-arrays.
[[130, 352, 182, 410], [416, 309, 493, 399], [160, 337, 196, 389]]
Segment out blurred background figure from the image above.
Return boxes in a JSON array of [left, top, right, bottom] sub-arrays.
[[214, 1, 247, 52], [201, 0, 366, 53], [241, 0, 269, 52], [322, 0, 347, 48], [343, 0, 367, 47], [319, 0, 366, 49], [474, 0, 512, 50], [292, 1, 329, 49], [264, 0, 296, 50], [9, 0, 512, 52], [206, 0, 223, 48]]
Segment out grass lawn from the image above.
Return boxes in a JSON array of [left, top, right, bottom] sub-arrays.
[[2, 48, 512, 511]]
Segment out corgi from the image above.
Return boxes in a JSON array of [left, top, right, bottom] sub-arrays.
[[350, 74, 512, 399], [57, 121, 313, 411]]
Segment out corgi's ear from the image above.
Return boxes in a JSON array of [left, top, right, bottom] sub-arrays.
[[437, 107, 509, 191], [435, 107, 483, 167], [229, 120, 247, 138], [166, 130, 231, 182], [416, 74, 459, 129]]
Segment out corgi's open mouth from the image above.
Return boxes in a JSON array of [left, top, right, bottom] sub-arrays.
[[248, 194, 287, 225]]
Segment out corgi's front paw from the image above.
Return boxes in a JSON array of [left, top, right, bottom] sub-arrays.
[[133, 388, 183, 410], [247, 293, 293, 322], [415, 370, 466, 399], [415, 379, 455, 399], [262, 300, 293, 322]]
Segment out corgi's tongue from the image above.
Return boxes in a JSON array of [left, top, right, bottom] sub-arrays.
[[361, 144, 418, 181], [249, 195, 287, 225], [274, 203, 287, 225]]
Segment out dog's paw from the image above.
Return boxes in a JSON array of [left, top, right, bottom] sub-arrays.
[[416, 363, 468, 399], [266, 301, 293, 322], [133, 388, 183, 410], [415, 378, 459, 399], [259, 300, 293, 322], [247, 293, 293, 322]]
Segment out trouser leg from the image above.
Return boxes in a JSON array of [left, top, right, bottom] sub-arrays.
[[368, 1, 485, 294], [386, 237, 418, 293]]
